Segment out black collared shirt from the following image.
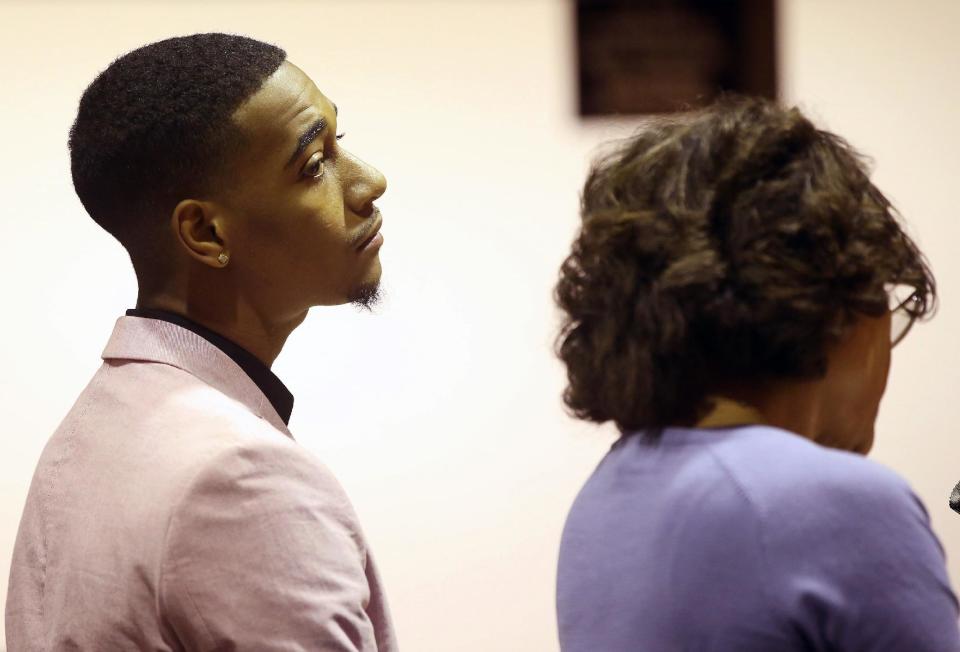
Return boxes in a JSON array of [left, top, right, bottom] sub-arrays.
[[125, 308, 294, 425]]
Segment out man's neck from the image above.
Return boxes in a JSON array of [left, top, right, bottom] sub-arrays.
[[135, 294, 306, 367]]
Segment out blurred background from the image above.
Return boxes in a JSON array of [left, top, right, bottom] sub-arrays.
[[1, 1, 958, 650]]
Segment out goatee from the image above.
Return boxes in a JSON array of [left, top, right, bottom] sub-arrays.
[[348, 282, 382, 312]]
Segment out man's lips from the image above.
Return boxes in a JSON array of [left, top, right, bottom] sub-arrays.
[[355, 210, 383, 251]]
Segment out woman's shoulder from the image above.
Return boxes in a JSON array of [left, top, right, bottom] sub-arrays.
[[717, 426, 959, 649], [700, 425, 931, 555], [704, 424, 916, 513]]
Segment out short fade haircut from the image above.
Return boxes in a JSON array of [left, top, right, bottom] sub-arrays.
[[69, 33, 286, 273], [555, 95, 936, 435]]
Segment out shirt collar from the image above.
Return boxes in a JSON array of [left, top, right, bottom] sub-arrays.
[[124, 308, 294, 425]]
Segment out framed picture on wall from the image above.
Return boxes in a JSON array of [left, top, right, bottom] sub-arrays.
[[576, 0, 778, 116]]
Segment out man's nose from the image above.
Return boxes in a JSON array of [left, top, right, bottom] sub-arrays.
[[344, 153, 387, 217]]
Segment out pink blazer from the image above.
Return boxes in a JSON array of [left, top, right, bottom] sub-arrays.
[[6, 316, 397, 651]]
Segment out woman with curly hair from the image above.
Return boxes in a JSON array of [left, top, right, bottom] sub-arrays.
[[554, 96, 960, 651]]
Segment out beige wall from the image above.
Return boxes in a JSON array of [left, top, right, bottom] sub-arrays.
[[1, 1, 958, 650]]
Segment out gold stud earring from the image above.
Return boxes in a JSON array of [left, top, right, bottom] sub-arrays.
[[217, 252, 229, 266]]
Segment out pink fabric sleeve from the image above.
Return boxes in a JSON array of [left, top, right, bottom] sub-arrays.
[[159, 439, 380, 651]]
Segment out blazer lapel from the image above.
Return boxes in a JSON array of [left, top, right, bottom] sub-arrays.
[[101, 316, 293, 437]]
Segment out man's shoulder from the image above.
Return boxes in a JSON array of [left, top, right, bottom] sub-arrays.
[[145, 378, 348, 511], [45, 358, 340, 514], [86, 357, 293, 452], [160, 420, 365, 578]]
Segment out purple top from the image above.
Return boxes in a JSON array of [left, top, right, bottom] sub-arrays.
[[557, 425, 960, 651]]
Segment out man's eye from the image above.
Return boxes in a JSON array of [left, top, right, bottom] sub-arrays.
[[304, 153, 325, 180]]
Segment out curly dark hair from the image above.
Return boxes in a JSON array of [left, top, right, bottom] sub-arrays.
[[69, 33, 286, 274], [554, 95, 935, 434]]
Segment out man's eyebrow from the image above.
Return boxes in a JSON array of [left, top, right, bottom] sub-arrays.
[[286, 117, 327, 167]]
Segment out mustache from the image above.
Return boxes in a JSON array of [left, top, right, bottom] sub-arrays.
[[351, 206, 381, 248]]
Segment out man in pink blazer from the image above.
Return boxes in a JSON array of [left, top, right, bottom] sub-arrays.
[[6, 33, 395, 651]]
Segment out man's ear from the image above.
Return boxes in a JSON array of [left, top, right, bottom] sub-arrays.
[[170, 199, 230, 268]]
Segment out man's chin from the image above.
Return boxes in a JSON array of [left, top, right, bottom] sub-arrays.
[[347, 281, 382, 311]]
